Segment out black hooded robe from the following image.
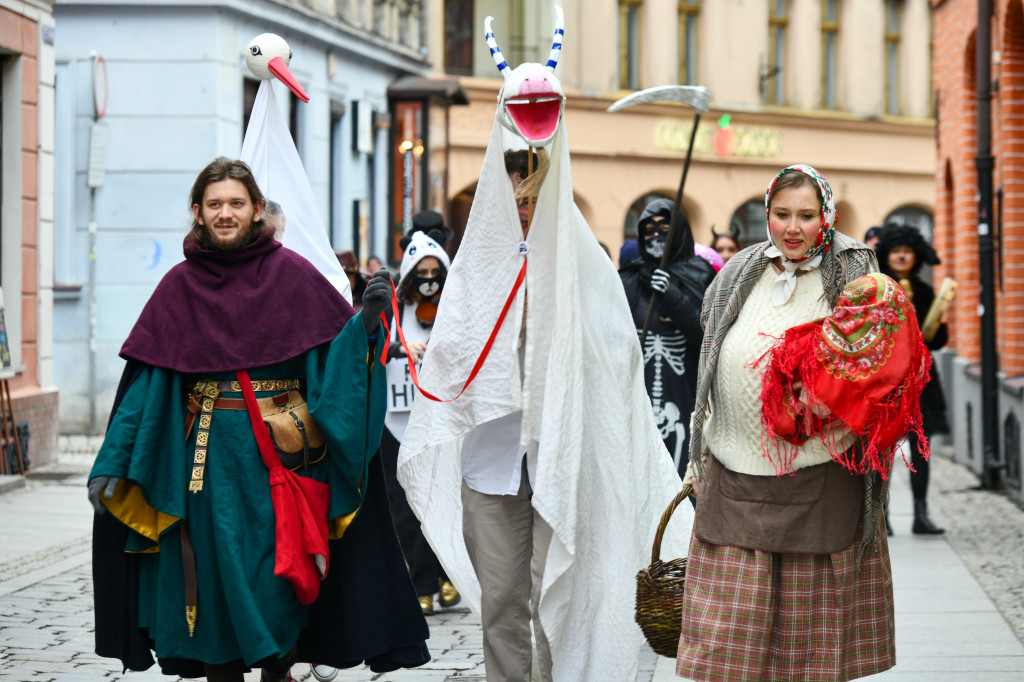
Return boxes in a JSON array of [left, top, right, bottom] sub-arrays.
[[619, 199, 716, 477]]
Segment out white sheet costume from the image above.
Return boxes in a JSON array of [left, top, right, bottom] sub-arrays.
[[239, 34, 352, 302], [397, 8, 692, 680]]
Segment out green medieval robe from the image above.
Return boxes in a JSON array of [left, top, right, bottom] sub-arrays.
[[90, 315, 385, 666]]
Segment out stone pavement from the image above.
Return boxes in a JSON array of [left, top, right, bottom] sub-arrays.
[[0, 440, 1022, 681]]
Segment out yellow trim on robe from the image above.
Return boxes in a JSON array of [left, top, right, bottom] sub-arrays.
[[328, 470, 367, 539], [329, 509, 358, 539], [102, 479, 181, 550]]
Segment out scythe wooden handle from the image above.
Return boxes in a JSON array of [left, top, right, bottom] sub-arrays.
[[639, 113, 701, 346]]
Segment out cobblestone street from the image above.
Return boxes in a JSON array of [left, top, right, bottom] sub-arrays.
[[1, 445, 1022, 681]]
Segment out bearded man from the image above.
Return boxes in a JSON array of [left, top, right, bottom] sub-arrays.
[[88, 157, 429, 681]]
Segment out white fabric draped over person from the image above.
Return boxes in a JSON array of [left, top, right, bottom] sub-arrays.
[[240, 80, 352, 302], [397, 110, 692, 680]]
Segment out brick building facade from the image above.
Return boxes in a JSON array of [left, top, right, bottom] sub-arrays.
[[1, 1, 58, 469], [934, 0, 1024, 497]]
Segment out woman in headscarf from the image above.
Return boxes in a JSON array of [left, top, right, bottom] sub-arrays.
[[677, 164, 925, 681], [875, 224, 949, 534]]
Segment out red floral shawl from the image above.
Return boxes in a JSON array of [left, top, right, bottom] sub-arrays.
[[760, 272, 931, 479]]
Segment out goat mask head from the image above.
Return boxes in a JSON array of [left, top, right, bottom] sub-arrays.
[[485, 6, 565, 147]]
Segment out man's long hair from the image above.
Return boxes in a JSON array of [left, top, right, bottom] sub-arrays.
[[188, 157, 270, 248]]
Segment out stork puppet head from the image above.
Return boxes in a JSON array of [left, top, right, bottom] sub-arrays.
[[486, 6, 565, 147], [245, 33, 310, 103]]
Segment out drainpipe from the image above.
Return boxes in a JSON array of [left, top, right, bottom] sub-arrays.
[[976, 0, 1001, 489]]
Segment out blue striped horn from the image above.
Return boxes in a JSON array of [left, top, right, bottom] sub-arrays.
[[546, 6, 564, 72], [484, 16, 512, 79]]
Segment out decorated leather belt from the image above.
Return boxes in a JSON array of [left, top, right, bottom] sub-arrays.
[[184, 379, 302, 493]]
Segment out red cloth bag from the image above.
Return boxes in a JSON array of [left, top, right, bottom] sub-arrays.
[[237, 370, 330, 605]]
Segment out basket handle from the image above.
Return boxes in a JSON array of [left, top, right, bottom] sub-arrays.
[[651, 483, 693, 565]]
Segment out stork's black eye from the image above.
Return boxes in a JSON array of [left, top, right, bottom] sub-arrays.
[[289, 49, 293, 61], [250, 46, 262, 56]]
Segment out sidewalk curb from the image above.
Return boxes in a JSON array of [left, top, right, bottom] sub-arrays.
[[0, 475, 26, 495]]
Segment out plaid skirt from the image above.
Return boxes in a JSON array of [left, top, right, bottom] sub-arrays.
[[676, 528, 895, 681]]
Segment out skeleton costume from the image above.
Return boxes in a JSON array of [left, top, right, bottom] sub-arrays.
[[619, 198, 716, 476], [397, 8, 691, 681]]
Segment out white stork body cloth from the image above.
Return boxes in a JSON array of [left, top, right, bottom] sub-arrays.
[[240, 80, 352, 302], [397, 114, 692, 681]]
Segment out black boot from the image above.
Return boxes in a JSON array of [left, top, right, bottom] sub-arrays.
[[912, 500, 944, 535]]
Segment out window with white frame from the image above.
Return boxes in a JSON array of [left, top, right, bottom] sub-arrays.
[[679, 0, 699, 85], [767, 0, 789, 105], [884, 0, 902, 116], [821, 0, 839, 109], [620, 0, 642, 90]]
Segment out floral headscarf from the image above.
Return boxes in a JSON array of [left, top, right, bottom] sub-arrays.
[[759, 273, 931, 478], [764, 164, 836, 305]]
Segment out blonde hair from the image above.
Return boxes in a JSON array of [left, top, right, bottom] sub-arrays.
[[504, 148, 550, 202]]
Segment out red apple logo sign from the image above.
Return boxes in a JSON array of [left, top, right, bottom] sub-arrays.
[[715, 114, 734, 158]]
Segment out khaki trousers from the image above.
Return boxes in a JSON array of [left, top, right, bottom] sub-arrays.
[[462, 463, 553, 682]]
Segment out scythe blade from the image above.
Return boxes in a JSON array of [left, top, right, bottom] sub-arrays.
[[606, 85, 710, 114], [608, 84, 712, 345]]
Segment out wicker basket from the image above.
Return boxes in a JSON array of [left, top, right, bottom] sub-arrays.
[[635, 483, 691, 658]]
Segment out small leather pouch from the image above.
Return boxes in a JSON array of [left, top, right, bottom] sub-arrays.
[[261, 390, 327, 471]]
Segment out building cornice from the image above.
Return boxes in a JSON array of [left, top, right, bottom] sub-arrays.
[[455, 76, 935, 138], [4, 0, 55, 17], [55, 0, 431, 75]]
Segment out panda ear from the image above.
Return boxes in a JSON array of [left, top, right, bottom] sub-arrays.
[[399, 235, 412, 251]]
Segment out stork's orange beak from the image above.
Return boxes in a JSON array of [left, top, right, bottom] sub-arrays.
[[268, 56, 310, 103]]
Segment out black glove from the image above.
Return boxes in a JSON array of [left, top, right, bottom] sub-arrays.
[[362, 267, 393, 335], [88, 476, 120, 515]]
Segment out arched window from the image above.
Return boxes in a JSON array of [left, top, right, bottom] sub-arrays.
[[623, 192, 673, 240], [729, 199, 765, 249], [884, 205, 933, 242]]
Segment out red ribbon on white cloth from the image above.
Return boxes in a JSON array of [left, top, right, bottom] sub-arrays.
[[378, 258, 528, 403]]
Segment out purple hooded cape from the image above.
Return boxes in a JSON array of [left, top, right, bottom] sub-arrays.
[[120, 230, 355, 372]]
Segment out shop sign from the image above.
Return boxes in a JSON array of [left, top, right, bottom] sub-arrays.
[[654, 121, 782, 159]]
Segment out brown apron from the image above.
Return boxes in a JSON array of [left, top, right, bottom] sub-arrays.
[[693, 453, 863, 554]]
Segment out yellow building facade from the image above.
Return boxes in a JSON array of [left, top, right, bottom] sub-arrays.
[[425, 0, 936, 262]]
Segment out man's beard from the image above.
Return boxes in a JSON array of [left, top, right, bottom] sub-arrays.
[[205, 223, 259, 251]]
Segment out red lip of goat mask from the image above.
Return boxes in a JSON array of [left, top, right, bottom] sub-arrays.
[[485, 6, 566, 147]]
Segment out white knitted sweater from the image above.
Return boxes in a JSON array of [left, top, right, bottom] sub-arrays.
[[703, 266, 848, 476]]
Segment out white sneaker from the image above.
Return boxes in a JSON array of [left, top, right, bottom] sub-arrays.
[[311, 664, 338, 681]]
